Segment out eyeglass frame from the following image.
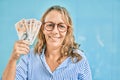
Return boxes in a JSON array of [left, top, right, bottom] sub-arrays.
[[43, 21, 69, 32]]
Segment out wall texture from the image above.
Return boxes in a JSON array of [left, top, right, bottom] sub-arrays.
[[0, 0, 120, 80]]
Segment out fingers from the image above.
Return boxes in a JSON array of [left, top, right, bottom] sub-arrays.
[[17, 45, 29, 53], [15, 40, 30, 53], [18, 40, 30, 46], [12, 40, 30, 60]]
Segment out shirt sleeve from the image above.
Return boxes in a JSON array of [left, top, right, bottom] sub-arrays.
[[15, 55, 29, 80], [77, 59, 92, 80], [0, 55, 29, 80], [76, 50, 92, 80], [83, 59, 92, 80]]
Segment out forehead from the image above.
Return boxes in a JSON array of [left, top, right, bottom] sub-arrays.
[[44, 10, 65, 23]]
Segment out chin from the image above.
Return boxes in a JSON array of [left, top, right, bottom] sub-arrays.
[[48, 42, 62, 47]]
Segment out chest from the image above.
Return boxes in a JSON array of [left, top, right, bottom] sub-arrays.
[[31, 61, 84, 80], [32, 68, 83, 80]]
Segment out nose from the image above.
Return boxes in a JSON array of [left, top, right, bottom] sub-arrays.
[[52, 24, 59, 34]]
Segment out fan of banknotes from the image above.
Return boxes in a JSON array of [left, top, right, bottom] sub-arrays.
[[15, 19, 42, 45]]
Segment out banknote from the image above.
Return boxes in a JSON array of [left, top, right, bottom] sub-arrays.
[[15, 19, 42, 45]]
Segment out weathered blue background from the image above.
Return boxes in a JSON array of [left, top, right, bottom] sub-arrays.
[[0, 0, 120, 80]]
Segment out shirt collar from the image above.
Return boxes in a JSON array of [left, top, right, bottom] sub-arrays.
[[40, 48, 72, 73]]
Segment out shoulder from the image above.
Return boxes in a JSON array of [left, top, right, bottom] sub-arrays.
[[72, 49, 90, 68], [73, 49, 87, 60]]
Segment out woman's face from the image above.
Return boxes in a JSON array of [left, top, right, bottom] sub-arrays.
[[43, 10, 68, 48]]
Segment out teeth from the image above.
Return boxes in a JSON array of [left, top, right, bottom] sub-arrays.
[[50, 36, 60, 40], [49, 36, 60, 38], [52, 37, 59, 39]]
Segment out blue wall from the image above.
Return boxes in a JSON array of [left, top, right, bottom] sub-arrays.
[[0, 0, 120, 80]]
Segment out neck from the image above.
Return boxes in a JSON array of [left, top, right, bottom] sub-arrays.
[[45, 45, 61, 61]]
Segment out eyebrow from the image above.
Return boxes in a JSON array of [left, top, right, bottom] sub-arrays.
[[44, 21, 65, 24]]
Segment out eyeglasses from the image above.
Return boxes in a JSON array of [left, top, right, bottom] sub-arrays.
[[43, 22, 68, 32]]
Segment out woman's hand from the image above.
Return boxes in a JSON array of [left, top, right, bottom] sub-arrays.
[[11, 40, 30, 61], [2, 40, 30, 80]]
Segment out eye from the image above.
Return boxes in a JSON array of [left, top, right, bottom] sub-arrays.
[[58, 24, 66, 29], [47, 23, 54, 27], [45, 23, 54, 30]]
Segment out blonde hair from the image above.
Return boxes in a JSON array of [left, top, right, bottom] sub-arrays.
[[34, 5, 82, 63]]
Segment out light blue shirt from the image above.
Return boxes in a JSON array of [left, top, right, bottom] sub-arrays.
[[15, 48, 92, 80]]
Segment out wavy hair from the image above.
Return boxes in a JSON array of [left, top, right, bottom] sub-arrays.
[[34, 5, 82, 63]]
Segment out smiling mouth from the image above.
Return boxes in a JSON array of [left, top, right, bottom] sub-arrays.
[[48, 36, 60, 41]]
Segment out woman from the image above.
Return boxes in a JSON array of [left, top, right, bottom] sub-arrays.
[[2, 5, 92, 80]]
